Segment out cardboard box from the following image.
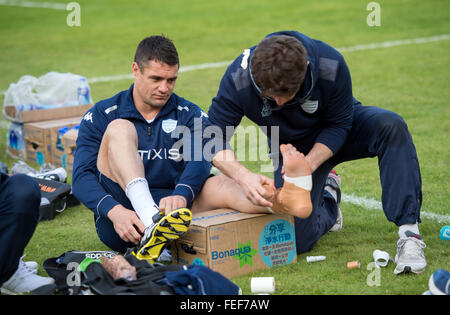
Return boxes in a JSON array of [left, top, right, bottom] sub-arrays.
[[53, 128, 78, 174], [6, 145, 25, 159], [173, 209, 297, 279], [4, 104, 91, 123], [53, 128, 78, 171], [63, 128, 78, 151], [24, 117, 82, 165]]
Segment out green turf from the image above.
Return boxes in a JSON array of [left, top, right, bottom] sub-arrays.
[[0, 0, 449, 295]]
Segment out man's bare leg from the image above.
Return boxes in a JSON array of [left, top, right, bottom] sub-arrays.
[[192, 173, 272, 214], [97, 119, 159, 228], [97, 119, 144, 189], [192, 144, 312, 218], [97, 119, 192, 263]]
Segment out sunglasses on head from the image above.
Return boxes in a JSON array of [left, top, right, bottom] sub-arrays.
[[248, 58, 314, 110]]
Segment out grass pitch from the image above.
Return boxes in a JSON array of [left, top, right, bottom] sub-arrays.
[[0, 0, 449, 295]]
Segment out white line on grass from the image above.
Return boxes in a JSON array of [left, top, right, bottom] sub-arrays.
[[337, 34, 450, 52], [342, 193, 450, 224], [0, 0, 67, 10], [86, 60, 234, 84], [1, 33, 449, 92], [85, 34, 450, 84]]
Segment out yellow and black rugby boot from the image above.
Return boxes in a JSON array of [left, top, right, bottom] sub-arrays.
[[134, 208, 192, 263]]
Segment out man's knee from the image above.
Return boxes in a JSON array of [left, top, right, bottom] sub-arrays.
[[104, 119, 137, 144], [6, 174, 40, 218], [98, 119, 137, 175], [375, 112, 410, 146]]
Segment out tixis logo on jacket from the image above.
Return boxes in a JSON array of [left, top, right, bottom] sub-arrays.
[[137, 148, 181, 161]]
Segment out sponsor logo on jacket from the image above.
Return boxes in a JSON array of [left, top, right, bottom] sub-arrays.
[[137, 148, 181, 161]]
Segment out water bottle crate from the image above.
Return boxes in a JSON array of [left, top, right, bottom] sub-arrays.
[[23, 117, 82, 166]]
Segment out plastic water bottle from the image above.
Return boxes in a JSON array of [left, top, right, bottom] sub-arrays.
[[9, 128, 17, 150], [77, 77, 90, 105], [16, 124, 25, 151], [8, 123, 25, 151], [57, 126, 69, 151]]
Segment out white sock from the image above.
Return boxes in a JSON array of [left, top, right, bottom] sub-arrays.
[[398, 222, 420, 238], [125, 177, 159, 228]]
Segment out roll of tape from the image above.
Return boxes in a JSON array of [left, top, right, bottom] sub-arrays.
[[373, 250, 390, 268], [347, 261, 360, 269], [251, 277, 275, 294], [306, 255, 326, 263]]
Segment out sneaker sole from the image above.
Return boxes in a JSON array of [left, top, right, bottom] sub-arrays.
[[394, 262, 426, 275], [135, 208, 192, 262], [0, 287, 17, 295]]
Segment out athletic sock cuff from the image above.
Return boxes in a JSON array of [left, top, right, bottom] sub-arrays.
[[125, 177, 148, 197]]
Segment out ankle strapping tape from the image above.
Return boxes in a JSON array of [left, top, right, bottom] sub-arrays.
[[283, 175, 312, 191]]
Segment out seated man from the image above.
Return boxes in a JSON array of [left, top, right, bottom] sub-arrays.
[[73, 35, 211, 262]]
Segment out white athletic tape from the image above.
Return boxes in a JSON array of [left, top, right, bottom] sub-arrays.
[[373, 249, 390, 268], [251, 277, 275, 294], [283, 175, 312, 191], [306, 255, 326, 263]]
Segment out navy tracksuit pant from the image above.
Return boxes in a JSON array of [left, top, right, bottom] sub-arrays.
[[274, 105, 422, 253], [0, 173, 41, 286], [94, 172, 174, 253]]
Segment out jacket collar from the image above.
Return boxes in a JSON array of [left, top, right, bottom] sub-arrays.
[[118, 84, 178, 121]]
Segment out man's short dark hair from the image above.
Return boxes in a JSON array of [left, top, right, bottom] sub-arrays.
[[251, 35, 308, 97], [134, 35, 179, 70]]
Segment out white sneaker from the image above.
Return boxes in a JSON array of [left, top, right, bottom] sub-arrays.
[[21, 256, 38, 274], [24, 261, 39, 274], [394, 231, 427, 275], [1, 258, 54, 294], [329, 208, 343, 232], [326, 170, 343, 232]]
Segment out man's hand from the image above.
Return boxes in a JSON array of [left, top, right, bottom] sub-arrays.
[[159, 195, 187, 215], [107, 204, 145, 245], [304, 143, 333, 173], [212, 149, 275, 207], [237, 169, 276, 207]]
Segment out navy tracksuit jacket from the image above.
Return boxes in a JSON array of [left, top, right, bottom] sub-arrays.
[[208, 31, 422, 253]]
